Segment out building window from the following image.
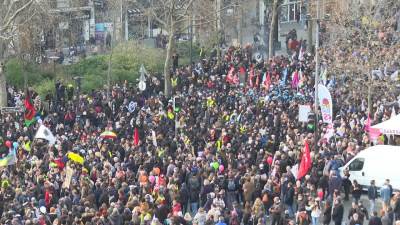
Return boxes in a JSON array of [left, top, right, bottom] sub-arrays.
[[279, 0, 302, 23]]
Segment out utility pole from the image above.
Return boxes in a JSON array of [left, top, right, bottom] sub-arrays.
[[314, 0, 320, 152], [148, 0, 153, 38], [107, 9, 116, 101], [189, 11, 193, 68]]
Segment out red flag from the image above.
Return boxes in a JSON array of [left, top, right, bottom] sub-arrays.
[[54, 158, 65, 170], [24, 91, 36, 120], [297, 141, 311, 180], [134, 128, 139, 146]]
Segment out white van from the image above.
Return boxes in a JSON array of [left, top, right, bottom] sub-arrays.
[[339, 145, 400, 190]]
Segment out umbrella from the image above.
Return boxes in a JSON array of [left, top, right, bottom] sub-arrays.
[[67, 152, 84, 165], [100, 131, 117, 139]]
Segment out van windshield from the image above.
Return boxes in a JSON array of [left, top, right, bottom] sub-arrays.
[[348, 158, 365, 171]]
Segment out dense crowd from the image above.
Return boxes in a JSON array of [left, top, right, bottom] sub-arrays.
[[0, 40, 400, 225]]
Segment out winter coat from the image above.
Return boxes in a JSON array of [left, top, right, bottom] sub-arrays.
[[322, 205, 332, 225], [284, 186, 295, 205], [332, 204, 344, 223], [328, 175, 342, 195], [368, 186, 378, 200], [368, 216, 383, 225]]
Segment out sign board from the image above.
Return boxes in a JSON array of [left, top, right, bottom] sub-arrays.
[[298, 105, 311, 122], [62, 166, 74, 189], [1, 107, 23, 114]]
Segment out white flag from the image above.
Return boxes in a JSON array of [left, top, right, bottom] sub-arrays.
[[35, 125, 56, 145], [291, 164, 299, 180]]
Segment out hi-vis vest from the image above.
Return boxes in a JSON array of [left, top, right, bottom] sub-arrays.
[[240, 126, 247, 133], [207, 98, 215, 108], [216, 140, 222, 150], [167, 111, 175, 120], [171, 78, 178, 87], [223, 114, 230, 122]]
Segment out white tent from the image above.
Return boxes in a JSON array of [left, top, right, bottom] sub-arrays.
[[372, 114, 400, 135]]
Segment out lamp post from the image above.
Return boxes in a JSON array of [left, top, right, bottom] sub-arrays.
[[189, 4, 193, 69], [314, 0, 320, 122]]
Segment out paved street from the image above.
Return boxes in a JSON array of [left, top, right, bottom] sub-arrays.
[[264, 195, 383, 225]]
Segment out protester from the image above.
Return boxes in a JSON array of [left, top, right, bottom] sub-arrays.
[[0, 35, 399, 225]]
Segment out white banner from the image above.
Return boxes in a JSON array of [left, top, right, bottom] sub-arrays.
[[318, 84, 333, 124]]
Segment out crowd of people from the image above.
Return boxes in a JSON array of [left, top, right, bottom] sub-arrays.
[[1, 33, 400, 225]]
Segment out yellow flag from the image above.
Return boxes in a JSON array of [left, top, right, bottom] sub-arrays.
[[67, 152, 84, 165]]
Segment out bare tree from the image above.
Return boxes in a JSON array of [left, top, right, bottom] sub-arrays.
[[137, 0, 194, 97], [268, 0, 280, 58], [321, 0, 400, 113], [0, 0, 50, 106]]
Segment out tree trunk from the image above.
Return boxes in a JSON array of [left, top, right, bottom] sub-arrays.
[[368, 72, 372, 115], [268, 0, 278, 59], [307, 20, 313, 53], [0, 40, 7, 107], [0, 64, 6, 107], [164, 23, 175, 97]]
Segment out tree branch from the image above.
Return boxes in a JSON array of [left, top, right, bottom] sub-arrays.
[[0, 0, 34, 33]]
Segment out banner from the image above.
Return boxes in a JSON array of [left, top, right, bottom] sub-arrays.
[[318, 84, 333, 124], [0, 149, 17, 167], [35, 125, 56, 145], [62, 166, 74, 189]]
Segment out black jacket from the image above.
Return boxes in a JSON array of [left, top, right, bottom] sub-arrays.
[[284, 186, 295, 205], [369, 216, 383, 225], [368, 186, 378, 200], [323, 205, 332, 225], [332, 204, 344, 223]]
